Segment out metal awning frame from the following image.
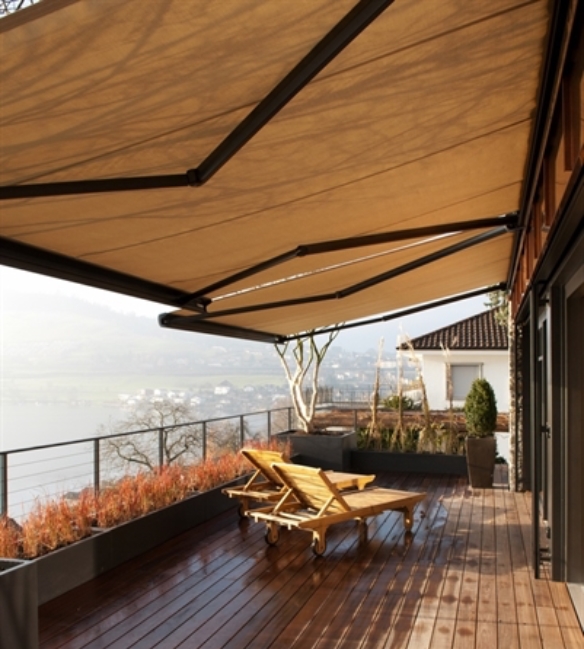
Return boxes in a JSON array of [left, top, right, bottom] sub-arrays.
[[180, 225, 513, 319], [180, 213, 518, 310], [0, 0, 394, 201], [0, 0, 561, 343], [160, 282, 508, 344]]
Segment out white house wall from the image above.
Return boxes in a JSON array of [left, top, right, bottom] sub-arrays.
[[418, 350, 510, 413]]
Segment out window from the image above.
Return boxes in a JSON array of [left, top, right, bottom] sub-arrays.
[[449, 364, 481, 401]]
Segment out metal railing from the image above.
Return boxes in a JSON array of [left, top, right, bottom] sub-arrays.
[[0, 406, 297, 520]]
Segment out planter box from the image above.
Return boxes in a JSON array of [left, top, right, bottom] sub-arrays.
[[466, 436, 496, 487], [0, 559, 38, 649], [350, 450, 468, 476], [285, 429, 357, 471], [35, 476, 244, 605]]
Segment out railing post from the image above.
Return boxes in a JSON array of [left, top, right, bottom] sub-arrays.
[[93, 439, 100, 494], [202, 422, 207, 461], [0, 452, 7, 517], [267, 410, 272, 441], [288, 407, 292, 430], [354, 409, 358, 431], [158, 428, 164, 469], [239, 415, 245, 448]]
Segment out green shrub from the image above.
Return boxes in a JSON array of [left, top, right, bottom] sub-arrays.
[[357, 427, 394, 450], [383, 394, 414, 411], [464, 378, 497, 437]]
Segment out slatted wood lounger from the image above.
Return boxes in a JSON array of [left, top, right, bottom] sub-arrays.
[[222, 448, 375, 517], [246, 462, 426, 556]]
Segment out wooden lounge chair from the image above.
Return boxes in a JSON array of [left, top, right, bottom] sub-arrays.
[[222, 448, 374, 517], [247, 462, 426, 556]]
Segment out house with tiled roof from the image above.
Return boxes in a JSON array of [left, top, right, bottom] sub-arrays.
[[401, 309, 509, 412]]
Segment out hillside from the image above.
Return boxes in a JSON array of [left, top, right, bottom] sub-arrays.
[[1, 292, 284, 402]]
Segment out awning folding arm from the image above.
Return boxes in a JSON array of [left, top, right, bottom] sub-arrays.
[[161, 224, 513, 327], [160, 282, 507, 343], [0, 0, 395, 201], [179, 213, 518, 309]]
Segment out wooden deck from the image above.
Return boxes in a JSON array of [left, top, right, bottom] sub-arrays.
[[38, 469, 583, 649]]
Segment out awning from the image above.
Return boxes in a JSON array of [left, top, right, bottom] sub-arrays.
[[0, 0, 553, 341]]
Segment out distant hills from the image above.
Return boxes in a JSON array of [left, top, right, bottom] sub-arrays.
[[1, 292, 287, 402]]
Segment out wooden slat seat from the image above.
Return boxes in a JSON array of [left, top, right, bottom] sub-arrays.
[[247, 462, 426, 556], [222, 448, 375, 516]]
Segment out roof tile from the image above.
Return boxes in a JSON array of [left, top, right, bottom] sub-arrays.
[[401, 308, 508, 350]]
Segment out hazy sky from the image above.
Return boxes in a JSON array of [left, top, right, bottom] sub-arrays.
[[0, 265, 487, 352]]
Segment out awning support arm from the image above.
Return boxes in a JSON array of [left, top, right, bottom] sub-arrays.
[[0, 236, 191, 307], [159, 283, 506, 343], [285, 283, 507, 340], [179, 213, 518, 308], [0, 0, 394, 200], [163, 226, 510, 321]]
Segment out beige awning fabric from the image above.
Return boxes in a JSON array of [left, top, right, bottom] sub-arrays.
[[0, 0, 551, 341]]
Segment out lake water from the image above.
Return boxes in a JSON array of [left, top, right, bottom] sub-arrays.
[[1, 403, 124, 519], [1, 402, 123, 451]]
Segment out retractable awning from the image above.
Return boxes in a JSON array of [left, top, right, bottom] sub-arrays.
[[0, 0, 554, 341]]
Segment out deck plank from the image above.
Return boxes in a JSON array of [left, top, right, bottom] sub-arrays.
[[250, 473, 413, 649], [38, 470, 584, 649], [408, 476, 466, 649], [429, 482, 477, 649], [493, 481, 520, 649]]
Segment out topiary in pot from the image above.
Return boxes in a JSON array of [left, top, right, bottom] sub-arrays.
[[465, 378, 497, 437], [464, 378, 497, 487]]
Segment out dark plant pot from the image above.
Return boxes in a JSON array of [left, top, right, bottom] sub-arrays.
[[285, 429, 356, 471], [350, 450, 468, 475], [466, 436, 497, 488], [0, 559, 38, 649], [34, 475, 246, 605]]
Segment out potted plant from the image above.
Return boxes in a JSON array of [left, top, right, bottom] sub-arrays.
[[464, 378, 498, 487]]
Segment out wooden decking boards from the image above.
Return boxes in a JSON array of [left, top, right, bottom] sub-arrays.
[[38, 469, 583, 649]]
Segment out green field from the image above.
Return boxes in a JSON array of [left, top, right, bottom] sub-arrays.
[[3, 371, 287, 404]]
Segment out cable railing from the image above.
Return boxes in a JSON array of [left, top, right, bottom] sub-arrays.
[[0, 406, 297, 520]]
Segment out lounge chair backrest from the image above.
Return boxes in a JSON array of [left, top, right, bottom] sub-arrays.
[[272, 462, 349, 514], [241, 449, 286, 486]]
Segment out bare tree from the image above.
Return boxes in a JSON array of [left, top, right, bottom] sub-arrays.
[[403, 336, 435, 452], [101, 398, 201, 472], [391, 334, 406, 451], [275, 329, 339, 433], [365, 338, 384, 449], [441, 341, 459, 453]]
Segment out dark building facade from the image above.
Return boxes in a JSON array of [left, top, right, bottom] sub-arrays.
[[509, 2, 584, 623]]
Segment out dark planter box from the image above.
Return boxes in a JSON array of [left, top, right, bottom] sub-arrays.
[[284, 429, 357, 471], [350, 450, 468, 476], [0, 559, 38, 649], [33, 476, 245, 605], [466, 436, 496, 487]]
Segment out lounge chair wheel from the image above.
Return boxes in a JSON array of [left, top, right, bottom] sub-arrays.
[[358, 520, 368, 543], [265, 524, 280, 546], [311, 536, 327, 557]]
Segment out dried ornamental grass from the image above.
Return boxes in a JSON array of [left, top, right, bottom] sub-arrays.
[[0, 516, 21, 559], [0, 439, 287, 560]]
